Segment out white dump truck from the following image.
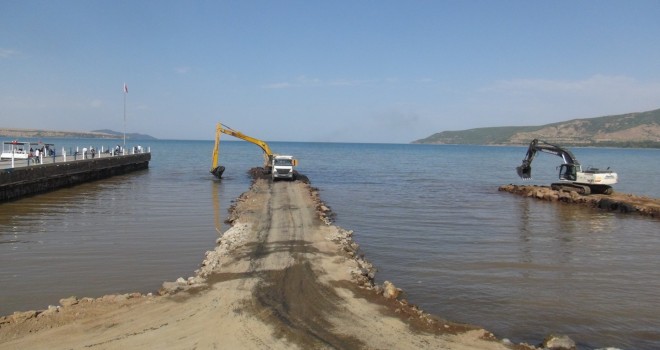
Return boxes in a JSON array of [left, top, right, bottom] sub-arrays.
[[271, 155, 298, 180]]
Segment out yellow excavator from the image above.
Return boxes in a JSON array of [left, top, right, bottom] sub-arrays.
[[210, 123, 297, 180]]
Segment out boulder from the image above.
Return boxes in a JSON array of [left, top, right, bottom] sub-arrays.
[[59, 296, 79, 307], [40, 305, 60, 317], [542, 334, 576, 350], [11, 310, 37, 323], [382, 280, 401, 299]]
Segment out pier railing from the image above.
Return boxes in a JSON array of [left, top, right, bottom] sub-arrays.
[[0, 145, 151, 170]]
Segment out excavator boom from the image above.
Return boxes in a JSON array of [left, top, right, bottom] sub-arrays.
[[215, 123, 274, 156], [516, 139, 579, 179], [210, 122, 275, 178]]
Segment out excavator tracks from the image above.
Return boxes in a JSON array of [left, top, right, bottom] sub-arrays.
[[551, 183, 591, 195], [551, 183, 614, 195]]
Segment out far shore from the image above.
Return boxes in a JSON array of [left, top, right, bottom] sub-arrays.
[[0, 128, 156, 140]]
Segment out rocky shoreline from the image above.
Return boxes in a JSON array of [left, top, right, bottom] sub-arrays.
[[499, 184, 660, 218]]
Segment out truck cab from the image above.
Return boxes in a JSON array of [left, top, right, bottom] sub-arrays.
[[271, 155, 297, 180]]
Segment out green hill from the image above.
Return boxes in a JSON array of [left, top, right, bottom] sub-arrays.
[[413, 108, 660, 148]]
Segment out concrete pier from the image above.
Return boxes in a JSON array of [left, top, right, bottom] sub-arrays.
[[0, 153, 151, 202]]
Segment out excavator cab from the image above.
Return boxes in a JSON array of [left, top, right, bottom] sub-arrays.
[[558, 164, 577, 181]]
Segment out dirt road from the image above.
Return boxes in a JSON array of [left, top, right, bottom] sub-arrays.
[[0, 178, 515, 349]]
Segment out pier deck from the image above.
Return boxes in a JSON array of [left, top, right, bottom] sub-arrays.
[[0, 152, 151, 202]]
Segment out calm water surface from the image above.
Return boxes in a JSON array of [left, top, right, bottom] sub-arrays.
[[1, 139, 659, 349]]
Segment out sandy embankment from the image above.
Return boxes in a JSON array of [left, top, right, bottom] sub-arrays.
[[1, 176, 533, 350]]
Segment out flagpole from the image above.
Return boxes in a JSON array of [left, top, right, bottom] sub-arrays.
[[123, 83, 127, 149]]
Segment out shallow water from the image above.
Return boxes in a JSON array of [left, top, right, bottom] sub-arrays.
[[1, 139, 659, 349]]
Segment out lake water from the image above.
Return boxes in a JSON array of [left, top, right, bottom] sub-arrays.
[[1, 139, 659, 349]]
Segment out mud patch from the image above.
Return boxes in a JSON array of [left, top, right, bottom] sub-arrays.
[[249, 261, 365, 349]]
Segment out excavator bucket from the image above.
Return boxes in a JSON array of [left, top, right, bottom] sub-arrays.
[[516, 165, 532, 179], [211, 165, 225, 179]]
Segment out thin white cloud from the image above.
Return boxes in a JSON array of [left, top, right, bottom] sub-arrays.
[[485, 74, 660, 98], [0, 48, 19, 58], [90, 99, 103, 108], [262, 76, 393, 89], [262, 82, 293, 89], [175, 66, 191, 74], [478, 74, 660, 119], [328, 78, 372, 87], [262, 76, 321, 89], [295, 75, 322, 86]]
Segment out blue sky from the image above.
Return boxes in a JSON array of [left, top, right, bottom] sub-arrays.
[[2, 1, 660, 143]]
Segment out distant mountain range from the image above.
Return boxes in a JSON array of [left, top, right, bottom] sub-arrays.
[[0, 128, 157, 140], [91, 129, 157, 140], [413, 108, 660, 148]]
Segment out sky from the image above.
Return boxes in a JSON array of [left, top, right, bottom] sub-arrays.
[[1, 1, 660, 143]]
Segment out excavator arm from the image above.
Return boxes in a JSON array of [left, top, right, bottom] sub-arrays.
[[210, 123, 224, 178], [211, 122, 274, 178], [516, 139, 579, 179]]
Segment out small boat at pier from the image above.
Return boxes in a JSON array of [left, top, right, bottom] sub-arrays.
[[1, 141, 55, 160], [1, 141, 31, 160]]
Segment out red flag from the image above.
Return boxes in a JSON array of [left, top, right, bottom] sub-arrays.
[[123, 83, 128, 93]]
